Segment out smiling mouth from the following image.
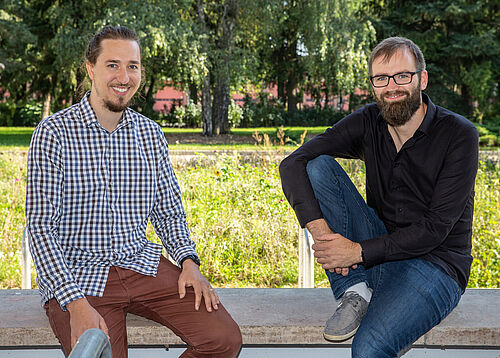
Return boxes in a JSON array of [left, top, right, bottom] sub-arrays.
[[110, 85, 131, 96], [384, 92, 407, 101]]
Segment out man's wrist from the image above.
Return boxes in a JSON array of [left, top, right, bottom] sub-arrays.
[[180, 255, 200, 267]]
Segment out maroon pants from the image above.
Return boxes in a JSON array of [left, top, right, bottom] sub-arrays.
[[45, 256, 242, 358]]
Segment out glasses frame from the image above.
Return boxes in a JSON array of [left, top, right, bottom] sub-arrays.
[[370, 70, 422, 88]]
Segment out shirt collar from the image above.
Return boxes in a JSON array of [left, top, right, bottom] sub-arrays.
[[78, 92, 137, 129], [415, 93, 435, 135]]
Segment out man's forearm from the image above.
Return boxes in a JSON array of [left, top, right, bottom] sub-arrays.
[[305, 218, 333, 243]]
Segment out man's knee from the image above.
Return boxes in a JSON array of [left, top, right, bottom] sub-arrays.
[[306, 155, 341, 186], [198, 316, 242, 356], [351, 325, 398, 358]]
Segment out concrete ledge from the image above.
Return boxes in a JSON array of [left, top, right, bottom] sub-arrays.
[[0, 289, 498, 348]]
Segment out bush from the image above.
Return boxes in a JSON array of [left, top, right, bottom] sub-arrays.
[[239, 93, 346, 128], [228, 100, 243, 128], [174, 103, 202, 128], [17, 100, 43, 126], [475, 124, 499, 147], [0, 101, 16, 126]]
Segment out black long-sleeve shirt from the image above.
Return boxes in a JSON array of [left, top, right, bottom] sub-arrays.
[[280, 94, 479, 291]]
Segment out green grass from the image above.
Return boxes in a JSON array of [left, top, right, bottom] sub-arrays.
[[1, 149, 498, 289], [230, 127, 329, 137], [0, 127, 328, 151]]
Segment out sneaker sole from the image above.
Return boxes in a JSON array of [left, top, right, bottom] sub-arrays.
[[323, 326, 358, 342]]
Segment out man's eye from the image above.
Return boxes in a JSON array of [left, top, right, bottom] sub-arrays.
[[129, 65, 138, 70], [375, 76, 387, 82], [397, 73, 410, 79], [108, 64, 118, 69]]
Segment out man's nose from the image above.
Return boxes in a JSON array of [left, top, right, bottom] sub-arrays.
[[386, 76, 399, 90], [117, 67, 129, 83]]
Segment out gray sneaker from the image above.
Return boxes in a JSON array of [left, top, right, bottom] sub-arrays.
[[323, 291, 369, 341]]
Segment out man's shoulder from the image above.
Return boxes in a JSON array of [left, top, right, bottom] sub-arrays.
[[34, 103, 81, 137], [126, 107, 163, 134], [433, 105, 478, 136]]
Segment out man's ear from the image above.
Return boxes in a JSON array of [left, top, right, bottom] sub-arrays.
[[85, 61, 94, 81], [420, 70, 428, 91]]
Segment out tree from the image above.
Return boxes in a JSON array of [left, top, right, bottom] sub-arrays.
[[247, 0, 375, 113], [369, 0, 500, 120], [0, 0, 205, 124]]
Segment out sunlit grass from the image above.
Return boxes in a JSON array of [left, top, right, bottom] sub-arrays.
[[0, 150, 498, 289]]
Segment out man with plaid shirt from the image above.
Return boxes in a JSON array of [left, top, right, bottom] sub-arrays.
[[26, 25, 241, 358]]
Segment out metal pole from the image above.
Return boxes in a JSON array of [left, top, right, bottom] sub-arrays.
[[298, 227, 314, 288], [68, 328, 112, 358], [22, 227, 31, 289]]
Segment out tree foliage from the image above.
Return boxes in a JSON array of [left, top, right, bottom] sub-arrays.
[[369, 0, 500, 121], [0, 0, 498, 130]]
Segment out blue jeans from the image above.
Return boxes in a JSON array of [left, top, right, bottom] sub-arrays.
[[306, 155, 462, 358]]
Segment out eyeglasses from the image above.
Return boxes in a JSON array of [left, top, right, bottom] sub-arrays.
[[370, 70, 422, 88]]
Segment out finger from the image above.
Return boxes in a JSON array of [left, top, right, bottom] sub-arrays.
[[341, 268, 349, 276], [99, 317, 109, 338], [352, 264, 358, 269], [312, 243, 325, 251], [193, 283, 202, 311], [178, 279, 186, 299], [203, 287, 213, 312], [335, 268, 342, 274], [209, 287, 219, 310]]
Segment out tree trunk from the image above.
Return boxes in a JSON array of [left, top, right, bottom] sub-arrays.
[[286, 76, 298, 113], [277, 78, 286, 105], [212, 76, 231, 135], [41, 92, 51, 120], [197, 0, 213, 136], [201, 75, 213, 136], [211, 0, 237, 135]]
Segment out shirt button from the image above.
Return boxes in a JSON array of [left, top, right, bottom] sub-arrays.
[[398, 208, 403, 213]]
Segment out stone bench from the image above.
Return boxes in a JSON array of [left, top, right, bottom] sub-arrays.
[[0, 288, 498, 351]]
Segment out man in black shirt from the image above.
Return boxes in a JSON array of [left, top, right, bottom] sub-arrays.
[[280, 37, 478, 357]]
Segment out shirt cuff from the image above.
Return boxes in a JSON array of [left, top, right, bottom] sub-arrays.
[[360, 237, 386, 267], [54, 281, 86, 311]]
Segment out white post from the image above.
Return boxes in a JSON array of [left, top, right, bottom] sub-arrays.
[[22, 228, 31, 289], [298, 227, 314, 288]]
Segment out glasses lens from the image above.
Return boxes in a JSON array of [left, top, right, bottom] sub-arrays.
[[372, 76, 388, 87], [394, 72, 412, 85]]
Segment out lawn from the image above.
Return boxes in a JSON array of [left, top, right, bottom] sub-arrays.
[[0, 126, 327, 151]]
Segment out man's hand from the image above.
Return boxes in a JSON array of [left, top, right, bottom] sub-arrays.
[[306, 218, 359, 275], [312, 233, 363, 271], [178, 259, 219, 312], [66, 298, 109, 349]]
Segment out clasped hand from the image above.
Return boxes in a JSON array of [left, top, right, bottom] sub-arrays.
[[312, 233, 362, 276]]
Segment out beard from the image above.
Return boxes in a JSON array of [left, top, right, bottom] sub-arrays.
[[104, 97, 130, 113], [375, 81, 422, 127], [102, 82, 136, 112]]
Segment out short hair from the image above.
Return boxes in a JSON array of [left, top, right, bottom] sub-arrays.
[[85, 25, 140, 65], [368, 37, 425, 75]]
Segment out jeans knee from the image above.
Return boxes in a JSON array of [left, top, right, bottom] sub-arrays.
[[306, 155, 340, 187], [352, 328, 397, 358]]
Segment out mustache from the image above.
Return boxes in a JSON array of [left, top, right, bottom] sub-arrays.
[[383, 90, 409, 98]]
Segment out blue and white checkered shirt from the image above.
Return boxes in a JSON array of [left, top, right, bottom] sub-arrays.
[[26, 93, 196, 309]]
